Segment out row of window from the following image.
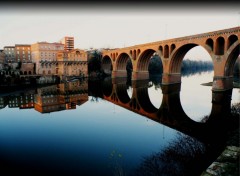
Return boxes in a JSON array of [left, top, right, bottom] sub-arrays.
[[40, 52, 56, 56], [17, 58, 31, 61], [5, 51, 31, 55], [16, 47, 30, 50], [17, 54, 31, 57], [5, 47, 30, 51], [17, 51, 31, 54], [40, 46, 64, 50], [4, 48, 14, 51]]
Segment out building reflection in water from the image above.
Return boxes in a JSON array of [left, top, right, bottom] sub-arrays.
[[0, 80, 88, 113]]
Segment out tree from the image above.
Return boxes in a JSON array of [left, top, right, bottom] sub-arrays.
[[88, 49, 102, 74], [148, 55, 163, 75]]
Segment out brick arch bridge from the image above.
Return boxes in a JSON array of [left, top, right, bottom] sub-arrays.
[[100, 78, 235, 144], [102, 27, 240, 91]]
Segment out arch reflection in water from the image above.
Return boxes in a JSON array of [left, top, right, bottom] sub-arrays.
[[100, 77, 238, 145]]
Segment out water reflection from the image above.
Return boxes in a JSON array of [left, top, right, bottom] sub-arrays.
[[0, 76, 237, 145], [0, 75, 239, 176], [135, 132, 207, 176], [0, 80, 88, 113], [95, 77, 238, 145]]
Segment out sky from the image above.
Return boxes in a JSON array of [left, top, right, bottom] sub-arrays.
[[0, 3, 239, 60]]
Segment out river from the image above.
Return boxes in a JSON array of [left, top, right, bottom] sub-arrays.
[[0, 71, 239, 176]]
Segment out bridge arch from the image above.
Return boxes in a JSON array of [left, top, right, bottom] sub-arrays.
[[164, 45, 169, 58], [137, 49, 158, 72], [102, 77, 113, 97], [215, 36, 225, 55], [170, 44, 176, 55], [227, 35, 238, 49], [159, 46, 163, 56], [225, 40, 239, 76], [116, 84, 131, 104], [206, 38, 214, 51], [102, 55, 113, 75], [169, 43, 212, 73], [116, 53, 132, 71]]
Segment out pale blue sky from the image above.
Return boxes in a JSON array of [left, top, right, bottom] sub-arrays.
[[0, 5, 239, 60]]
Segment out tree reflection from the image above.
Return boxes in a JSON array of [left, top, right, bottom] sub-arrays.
[[134, 133, 208, 176], [108, 150, 126, 176]]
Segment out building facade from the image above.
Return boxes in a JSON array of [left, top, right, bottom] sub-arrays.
[[59, 36, 74, 51], [0, 50, 4, 63], [0, 50, 5, 70], [15, 44, 31, 63], [56, 49, 88, 77], [3, 46, 15, 63], [31, 42, 64, 75]]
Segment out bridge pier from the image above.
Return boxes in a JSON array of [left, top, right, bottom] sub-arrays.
[[132, 71, 149, 80], [112, 70, 127, 78], [131, 79, 149, 88], [212, 76, 234, 91], [161, 83, 181, 94], [111, 77, 128, 84], [162, 73, 181, 85], [208, 89, 233, 121]]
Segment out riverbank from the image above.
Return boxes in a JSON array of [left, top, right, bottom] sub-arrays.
[[201, 82, 240, 88], [201, 146, 240, 176], [201, 110, 240, 176]]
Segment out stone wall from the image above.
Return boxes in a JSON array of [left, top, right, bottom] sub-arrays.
[[20, 63, 34, 74]]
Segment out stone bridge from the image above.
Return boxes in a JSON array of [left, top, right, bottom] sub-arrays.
[[102, 27, 240, 91]]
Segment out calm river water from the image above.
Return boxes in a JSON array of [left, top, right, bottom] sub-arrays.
[[0, 71, 239, 176]]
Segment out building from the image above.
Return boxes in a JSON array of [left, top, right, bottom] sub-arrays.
[[59, 36, 74, 51], [31, 42, 64, 75], [56, 49, 88, 77], [15, 44, 31, 63], [3, 46, 15, 63], [0, 50, 4, 63], [0, 50, 5, 70]]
